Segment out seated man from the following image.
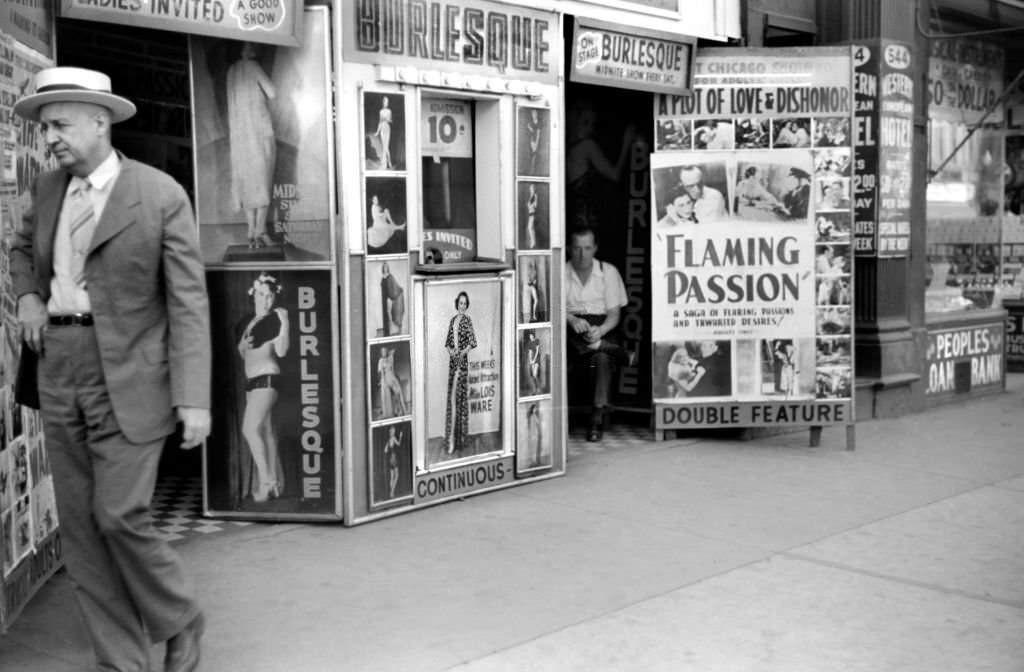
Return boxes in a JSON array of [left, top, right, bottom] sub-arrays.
[[565, 225, 628, 441]]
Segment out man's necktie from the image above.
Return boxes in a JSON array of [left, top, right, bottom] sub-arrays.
[[67, 181, 95, 285]]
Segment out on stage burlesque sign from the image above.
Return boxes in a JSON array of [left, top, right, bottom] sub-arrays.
[[652, 47, 855, 431]]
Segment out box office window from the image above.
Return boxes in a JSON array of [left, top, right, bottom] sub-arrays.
[[420, 95, 502, 263]]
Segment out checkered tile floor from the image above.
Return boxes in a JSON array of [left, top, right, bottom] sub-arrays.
[[152, 476, 251, 543], [150, 423, 653, 540]]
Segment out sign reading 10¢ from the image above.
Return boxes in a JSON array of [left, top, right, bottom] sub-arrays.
[[421, 97, 473, 158]]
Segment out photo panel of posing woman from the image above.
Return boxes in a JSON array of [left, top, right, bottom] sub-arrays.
[[365, 176, 408, 256], [517, 106, 550, 178], [518, 254, 550, 324], [190, 9, 333, 263], [369, 340, 412, 422], [518, 327, 551, 397], [206, 269, 337, 516], [516, 398, 553, 474], [814, 244, 852, 306], [363, 91, 406, 172], [369, 420, 413, 509], [365, 258, 409, 339], [651, 340, 733, 400], [517, 182, 550, 251], [757, 338, 816, 399], [423, 280, 505, 469]]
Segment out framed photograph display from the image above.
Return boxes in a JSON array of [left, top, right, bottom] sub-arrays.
[[369, 421, 414, 509], [365, 176, 409, 256], [517, 182, 550, 251], [190, 7, 334, 265], [518, 327, 551, 397], [518, 254, 550, 324], [516, 106, 550, 178], [516, 398, 553, 475], [363, 91, 406, 172], [368, 340, 413, 422], [365, 258, 409, 339], [418, 275, 513, 471], [205, 268, 339, 519]]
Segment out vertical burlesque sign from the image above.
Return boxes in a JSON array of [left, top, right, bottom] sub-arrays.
[[652, 47, 855, 431], [205, 269, 336, 517]]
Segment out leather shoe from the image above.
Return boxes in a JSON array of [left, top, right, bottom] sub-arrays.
[[587, 422, 602, 442], [165, 612, 204, 672]]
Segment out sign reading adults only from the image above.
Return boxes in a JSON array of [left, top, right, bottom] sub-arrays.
[[61, 0, 303, 46]]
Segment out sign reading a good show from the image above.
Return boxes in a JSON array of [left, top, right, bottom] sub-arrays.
[[570, 17, 695, 95], [345, 0, 557, 84], [60, 0, 303, 46]]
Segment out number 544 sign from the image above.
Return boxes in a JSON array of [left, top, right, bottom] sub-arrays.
[[421, 97, 473, 158]]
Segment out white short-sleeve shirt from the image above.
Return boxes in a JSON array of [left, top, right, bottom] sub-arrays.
[[565, 259, 628, 315]]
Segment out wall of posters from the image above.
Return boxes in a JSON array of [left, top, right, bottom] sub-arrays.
[[204, 268, 338, 518], [190, 7, 333, 264], [0, 31, 61, 633], [652, 47, 854, 432]]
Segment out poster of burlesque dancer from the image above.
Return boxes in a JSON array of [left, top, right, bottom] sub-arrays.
[[190, 7, 333, 264], [205, 268, 339, 519], [369, 421, 413, 509], [421, 277, 509, 470], [368, 341, 412, 422]]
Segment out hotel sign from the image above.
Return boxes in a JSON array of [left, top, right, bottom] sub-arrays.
[[570, 17, 695, 95], [344, 0, 558, 84], [60, 0, 303, 47]]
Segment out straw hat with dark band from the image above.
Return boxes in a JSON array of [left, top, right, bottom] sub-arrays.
[[13, 67, 136, 123]]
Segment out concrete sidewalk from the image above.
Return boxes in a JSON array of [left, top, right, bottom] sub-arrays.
[[2, 377, 1023, 671]]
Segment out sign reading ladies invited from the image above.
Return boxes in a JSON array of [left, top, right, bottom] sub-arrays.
[[61, 0, 302, 46], [345, 0, 557, 85]]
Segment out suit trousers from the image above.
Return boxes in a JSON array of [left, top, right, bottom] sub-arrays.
[[38, 324, 198, 672]]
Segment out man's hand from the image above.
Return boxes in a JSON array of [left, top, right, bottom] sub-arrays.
[[569, 315, 589, 335], [17, 293, 48, 355], [176, 406, 211, 450]]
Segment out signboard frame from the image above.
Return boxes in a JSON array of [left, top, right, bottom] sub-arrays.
[[61, 0, 303, 47], [651, 46, 856, 449]]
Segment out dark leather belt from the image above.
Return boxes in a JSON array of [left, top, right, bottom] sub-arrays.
[[49, 313, 93, 326]]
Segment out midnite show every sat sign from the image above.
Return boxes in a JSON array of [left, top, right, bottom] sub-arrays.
[[571, 17, 695, 95]]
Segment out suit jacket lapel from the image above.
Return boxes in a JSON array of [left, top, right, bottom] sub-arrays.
[[36, 172, 71, 268], [89, 158, 140, 254]]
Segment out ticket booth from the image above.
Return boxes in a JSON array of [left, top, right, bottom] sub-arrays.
[[190, 2, 567, 524]]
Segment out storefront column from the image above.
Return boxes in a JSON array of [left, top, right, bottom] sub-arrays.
[[826, 0, 931, 417]]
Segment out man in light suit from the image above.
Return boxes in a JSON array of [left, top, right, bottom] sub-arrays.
[[11, 67, 209, 672]]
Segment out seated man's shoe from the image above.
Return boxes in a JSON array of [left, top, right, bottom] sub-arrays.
[[165, 612, 205, 672]]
